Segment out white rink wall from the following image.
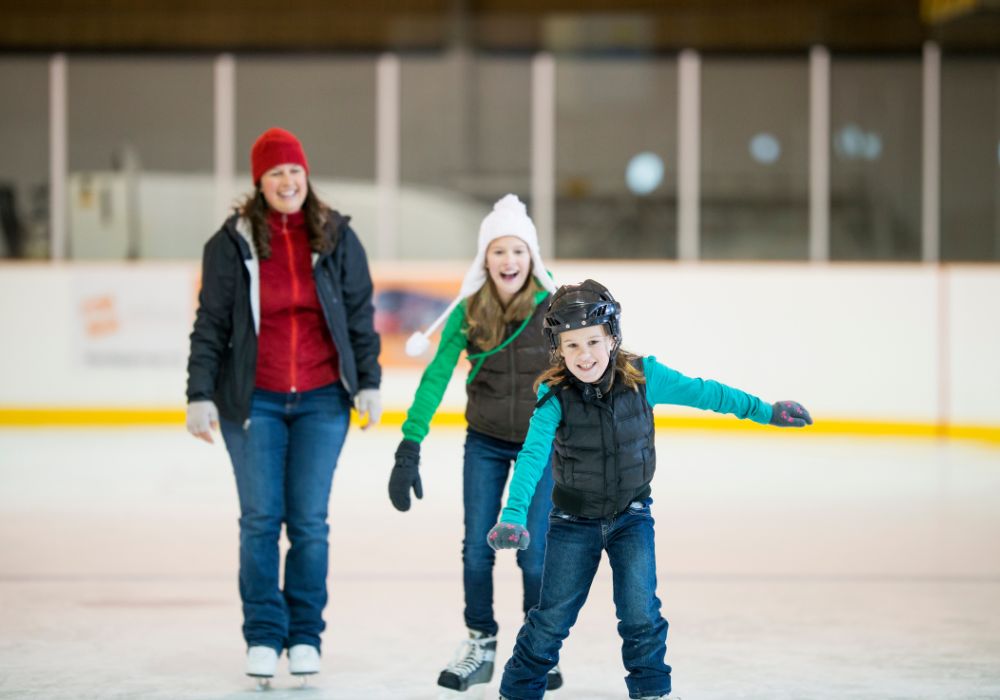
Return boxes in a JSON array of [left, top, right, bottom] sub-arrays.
[[0, 261, 998, 428]]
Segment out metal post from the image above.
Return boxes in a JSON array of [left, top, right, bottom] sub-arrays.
[[49, 54, 67, 260], [809, 46, 830, 262], [376, 53, 400, 261], [214, 54, 235, 223], [922, 41, 941, 263], [677, 50, 700, 261], [532, 52, 556, 260]]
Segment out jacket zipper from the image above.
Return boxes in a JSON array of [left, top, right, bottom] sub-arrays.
[[282, 213, 299, 393]]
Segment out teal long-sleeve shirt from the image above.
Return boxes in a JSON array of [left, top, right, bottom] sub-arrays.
[[500, 356, 774, 526]]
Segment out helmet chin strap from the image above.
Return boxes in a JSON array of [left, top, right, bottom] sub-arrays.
[[598, 335, 621, 393]]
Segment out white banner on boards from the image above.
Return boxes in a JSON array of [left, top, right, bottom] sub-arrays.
[[72, 266, 199, 369]]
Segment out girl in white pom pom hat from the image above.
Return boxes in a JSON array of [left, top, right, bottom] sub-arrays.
[[388, 194, 565, 693]]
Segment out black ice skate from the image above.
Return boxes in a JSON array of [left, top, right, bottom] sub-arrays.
[[546, 663, 563, 690], [437, 629, 497, 691]]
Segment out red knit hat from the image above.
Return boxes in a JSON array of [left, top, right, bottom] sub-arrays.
[[251, 127, 310, 184]]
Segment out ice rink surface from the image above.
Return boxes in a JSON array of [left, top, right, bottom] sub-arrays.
[[1, 426, 999, 699]]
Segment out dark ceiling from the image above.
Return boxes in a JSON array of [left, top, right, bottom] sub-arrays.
[[0, 0, 997, 53]]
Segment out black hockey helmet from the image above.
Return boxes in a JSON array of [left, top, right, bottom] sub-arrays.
[[543, 279, 621, 352]]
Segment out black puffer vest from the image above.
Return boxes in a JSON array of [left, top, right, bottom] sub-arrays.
[[549, 369, 656, 518], [464, 295, 551, 443]]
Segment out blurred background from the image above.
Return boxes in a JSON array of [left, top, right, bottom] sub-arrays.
[[1, 2, 999, 698], [1, 0, 998, 263], [1, 0, 998, 435]]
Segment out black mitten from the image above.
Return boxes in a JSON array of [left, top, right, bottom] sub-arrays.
[[388, 439, 423, 511]]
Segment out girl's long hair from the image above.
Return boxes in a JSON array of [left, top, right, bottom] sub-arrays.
[[465, 271, 543, 351], [534, 333, 645, 394], [239, 185, 335, 259]]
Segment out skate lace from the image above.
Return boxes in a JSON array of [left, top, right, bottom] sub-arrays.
[[446, 638, 490, 678]]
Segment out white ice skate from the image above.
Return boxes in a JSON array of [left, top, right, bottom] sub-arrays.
[[246, 646, 278, 690], [288, 644, 320, 687]]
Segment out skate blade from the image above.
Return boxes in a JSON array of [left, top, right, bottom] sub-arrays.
[[291, 671, 319, 689], [250, 676, 272, 691]]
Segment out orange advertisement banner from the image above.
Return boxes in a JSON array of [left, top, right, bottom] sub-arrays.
[[372, 274, 462, 368]]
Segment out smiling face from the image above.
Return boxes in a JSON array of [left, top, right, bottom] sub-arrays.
[[558, 324, 616, 384], [485, 236, 531, 305], [259, 163, 308, 214]]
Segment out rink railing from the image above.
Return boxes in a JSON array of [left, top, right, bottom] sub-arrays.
[[0, 260, 998, 447]]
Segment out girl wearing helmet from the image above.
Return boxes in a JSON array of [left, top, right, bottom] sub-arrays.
[[489, 279, 812, 700]]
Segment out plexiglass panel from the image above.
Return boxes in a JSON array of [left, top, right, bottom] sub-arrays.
[[701, 58, 809, 260], [941, 57, 1000, 262], [0, 57, 50, 259], [555, 57, 678, 259], [399, 53, 532, 260], [67, 57, 214, 259], [830, 58, 922, 261], [236, 57, 378, 251]]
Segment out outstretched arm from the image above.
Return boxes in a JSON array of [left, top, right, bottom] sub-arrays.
[[643, 356, 811, 427]]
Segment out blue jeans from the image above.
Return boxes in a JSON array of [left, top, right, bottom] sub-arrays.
[[220, 382, 351, 654], [463, 428, 554, 637], [499, 498, 672, 700]]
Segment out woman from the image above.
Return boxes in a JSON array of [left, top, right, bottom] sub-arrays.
[[185, 127, 381, 686]]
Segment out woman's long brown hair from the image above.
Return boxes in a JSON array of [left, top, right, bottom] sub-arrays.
[[466, 272, 544, 351], [238, 185, 335, 259]]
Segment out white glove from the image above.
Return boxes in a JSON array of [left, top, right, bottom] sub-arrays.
[[354, 388, 382, 430], [186, 400, 219, 443]]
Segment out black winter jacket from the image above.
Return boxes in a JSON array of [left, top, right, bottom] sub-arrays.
[[186, 211, 381, 423]]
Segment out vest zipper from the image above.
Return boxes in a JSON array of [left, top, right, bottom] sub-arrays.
[[609, 391, 620, 513], [509, 322, 516, 441]]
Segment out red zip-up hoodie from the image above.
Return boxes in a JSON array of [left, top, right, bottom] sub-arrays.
[[255, 210, 340, 393]]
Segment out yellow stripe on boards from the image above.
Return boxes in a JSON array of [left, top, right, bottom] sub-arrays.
[[0, 408, 185, 426], [1, 407, 998, 446]]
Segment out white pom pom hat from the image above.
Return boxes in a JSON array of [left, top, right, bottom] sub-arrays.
[[405, 194, 557, 357]]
